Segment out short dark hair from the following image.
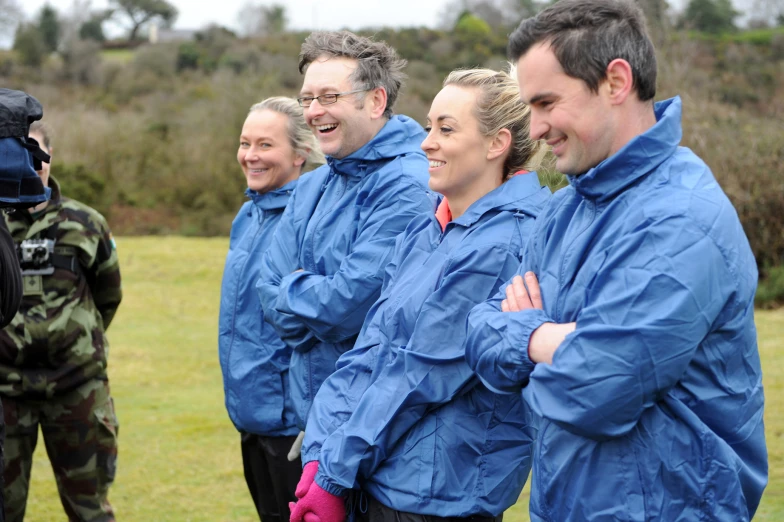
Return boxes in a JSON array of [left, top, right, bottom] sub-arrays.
[[298, 31, 407, 119], [508, 0, 657, 101]]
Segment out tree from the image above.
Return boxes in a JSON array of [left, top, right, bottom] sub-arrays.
[[79, 18, 105, 42], [13, 23, 46, 67], [261, 4, 287, 34], [236, 2, 288, 36], [636, 0, 670, 44], [506, 0, 542, 20], [455, 11, 493, 38], [440, 0, 544, 31], [109, 0, 178, 41], [38, 4, 61, 53], [681, 0, 739, 33], [79, 9, 113, 43]]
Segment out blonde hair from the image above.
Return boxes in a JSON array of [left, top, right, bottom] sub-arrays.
[[249, 97, 325, 168], [443, 67, 545, 179]]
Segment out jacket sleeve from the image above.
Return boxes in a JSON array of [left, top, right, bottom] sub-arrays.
[[273, 178, 429, 348], [523, 217, 737, 441], [465, 220, 550, 394], [88, 218, 121, 330], [257, 188, 317, 352], [465, 286, 552, 394], [314, 243, 523, 496], [300, 232, 405, 464], [0, 217, 22, 328]]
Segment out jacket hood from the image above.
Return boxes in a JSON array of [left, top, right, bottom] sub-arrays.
[[244, 178, 298, 211], [446, 172, 550, 229], [327, 115, 426, 177], [571, 96, 682, 202]]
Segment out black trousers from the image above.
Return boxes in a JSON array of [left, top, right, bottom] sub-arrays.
[[1, 399, 5, 522], [240, 432, 302, 522], [355, 494, 503, 522]]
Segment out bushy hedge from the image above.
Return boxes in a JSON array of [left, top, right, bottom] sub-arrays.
[[3, 27, 782, 303]]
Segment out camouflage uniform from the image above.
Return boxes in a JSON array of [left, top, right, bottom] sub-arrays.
[[0, 176, 121, 522]]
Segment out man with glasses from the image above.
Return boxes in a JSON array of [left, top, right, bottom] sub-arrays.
[[256, 30, 431, 522]]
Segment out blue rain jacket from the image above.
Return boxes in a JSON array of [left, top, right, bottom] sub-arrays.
[[257, 115, 431, 429], [303, 173, 551, 517], [467, 97, 767, 522], [219, 181, 299, 436]]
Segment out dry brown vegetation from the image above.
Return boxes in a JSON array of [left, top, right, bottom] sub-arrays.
[[1, 26, 782, 296]]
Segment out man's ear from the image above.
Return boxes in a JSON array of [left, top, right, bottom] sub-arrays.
[[368, 87, 388, 120], [487, 128, 512, 162], [604, 58, 634, 105]]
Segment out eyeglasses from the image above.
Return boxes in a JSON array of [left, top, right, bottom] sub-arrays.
[[297, 88, 368, 108]]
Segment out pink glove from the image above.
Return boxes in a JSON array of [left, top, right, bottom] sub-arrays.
[[295, 461, 319, 499], [289, 481, 346, 522]]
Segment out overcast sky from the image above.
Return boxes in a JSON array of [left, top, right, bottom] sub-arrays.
[[15, 0, 449, 35], [6, 0, 754, 48]]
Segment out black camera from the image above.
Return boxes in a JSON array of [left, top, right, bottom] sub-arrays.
[[0, 88, 51, 209]]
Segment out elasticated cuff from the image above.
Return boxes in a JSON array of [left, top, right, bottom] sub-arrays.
[[315, 470, 348, 497], [508, 308, 552, 378]]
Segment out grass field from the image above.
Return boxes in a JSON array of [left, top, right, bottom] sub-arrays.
[[99, 49, 137, 64], [22, 236, 782, 521]]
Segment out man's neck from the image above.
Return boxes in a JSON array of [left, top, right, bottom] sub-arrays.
[[610, 101, 658, 158]]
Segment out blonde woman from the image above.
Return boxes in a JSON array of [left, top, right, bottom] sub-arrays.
[[218, 97, 323, 522], [290, 68, 550, 522]]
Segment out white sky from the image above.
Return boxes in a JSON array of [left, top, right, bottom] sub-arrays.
[[15, 0, 448, 35], [5, 0, 756, 48]]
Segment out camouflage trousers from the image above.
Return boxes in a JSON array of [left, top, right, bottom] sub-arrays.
[[1, 379, 118, 522]]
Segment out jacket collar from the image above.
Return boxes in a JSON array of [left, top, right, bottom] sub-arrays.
[[571, 96, 682, 202], [46, 175, 62, 206], [326, 115, 426, 178], [440, 171, 550, 230], [245, 178, 298, 211], [31, 175, 62, 217]]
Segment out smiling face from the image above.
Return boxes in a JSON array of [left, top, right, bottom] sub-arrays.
[[422, 85, 496, 203], [237, 109, 304, 194], [300, 56, 382, 159], [516, 42, 616, 175]]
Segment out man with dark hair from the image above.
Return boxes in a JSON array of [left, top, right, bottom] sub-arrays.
[[257, 29, 431, 520], [466, 0, 768, 520]]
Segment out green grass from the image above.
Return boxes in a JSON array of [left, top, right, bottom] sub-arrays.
[[22, 236, 784, 521], [100, 49, 136, 64]]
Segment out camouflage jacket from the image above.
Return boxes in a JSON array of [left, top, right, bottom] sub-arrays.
[[0, 176, 122, 398]]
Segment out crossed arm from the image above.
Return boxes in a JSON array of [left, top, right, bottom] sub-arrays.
[[501, 272, 575, 364]]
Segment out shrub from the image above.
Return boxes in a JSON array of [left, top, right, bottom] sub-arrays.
[[756, 265, 784, 308], [60, 39, 103, 85], [56, 162, 110, 217]]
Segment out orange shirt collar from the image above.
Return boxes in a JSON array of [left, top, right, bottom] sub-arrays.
[[435, 198, 452, 232]]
